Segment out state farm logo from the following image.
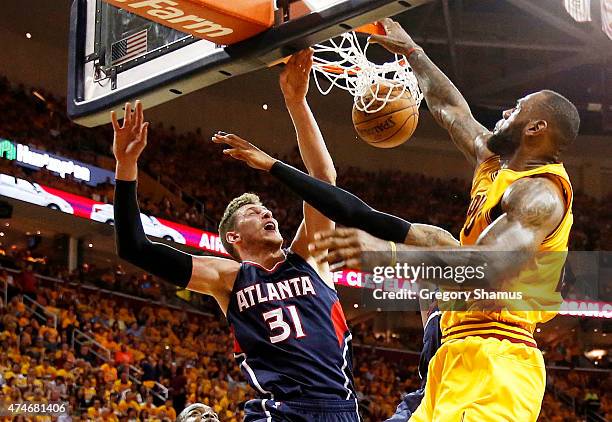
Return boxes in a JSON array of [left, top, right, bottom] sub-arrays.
[[111, 0, 233, 38]]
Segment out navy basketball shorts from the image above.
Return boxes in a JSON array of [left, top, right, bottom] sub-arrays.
[[244, 398, 361, 422]]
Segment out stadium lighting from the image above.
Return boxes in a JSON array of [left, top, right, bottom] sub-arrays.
[[0, 233, 4, 237], [353, 303, 359, 308], [303, 0, 346, 10], [88, 243, 93, 248], [25, 32, 32, 39], [262, 104, 268, 110], [584, 349, 606, 360], [32, 90, 46, 103]]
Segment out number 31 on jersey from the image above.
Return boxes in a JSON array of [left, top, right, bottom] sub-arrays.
[[263, 306, 306, 343]]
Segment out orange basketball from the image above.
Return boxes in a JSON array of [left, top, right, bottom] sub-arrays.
[[352, 84, 419, 148]]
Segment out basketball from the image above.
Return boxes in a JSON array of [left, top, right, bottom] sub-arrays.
[[352, 83, 419, 148]]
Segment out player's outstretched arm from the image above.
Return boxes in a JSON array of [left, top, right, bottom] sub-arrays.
[[112, 102, 238, 309], [281, 49, 337, 185], [211, 133, 458, 247], [279, 49, 337, 264], [311, 176, 565, 288], [370, 18, 493, 167]]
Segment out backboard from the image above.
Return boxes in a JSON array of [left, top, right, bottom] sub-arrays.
[[68, 0, 433, 127]]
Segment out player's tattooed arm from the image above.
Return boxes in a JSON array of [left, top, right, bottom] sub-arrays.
[[311, 176, 565, 289], [405, 223, 459, 247], [477, 176, 565, 251], [369, 18, 493, 167]]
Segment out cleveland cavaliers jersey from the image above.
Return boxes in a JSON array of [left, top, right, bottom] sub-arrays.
[[226, 251, 356, 402], [441, 156, 573, 340]]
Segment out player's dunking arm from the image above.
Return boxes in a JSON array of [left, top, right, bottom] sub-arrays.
[[311, 176, 565, 288], [279, 49, 337, 278], [370, 18, 493, 167], [113, 102, 238, 313]]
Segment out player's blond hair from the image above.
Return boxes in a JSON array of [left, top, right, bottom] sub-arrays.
[[219, 193, 262, 261]]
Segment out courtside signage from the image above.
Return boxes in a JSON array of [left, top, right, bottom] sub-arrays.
[[104, 0, 274, 45], [4, 178, 611, 318]]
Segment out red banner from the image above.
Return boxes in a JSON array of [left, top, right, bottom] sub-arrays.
[[9, 180, 612, 319]]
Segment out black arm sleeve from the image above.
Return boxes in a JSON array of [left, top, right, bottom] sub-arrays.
[[269, 161, 411, 243], [114, 180, 192, 288]]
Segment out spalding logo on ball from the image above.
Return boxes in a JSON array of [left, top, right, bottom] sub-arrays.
[[352, 82, 419, 148]]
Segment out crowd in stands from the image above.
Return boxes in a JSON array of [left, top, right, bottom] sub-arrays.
[[1, 76, 612, 253], [0, 248, 609, 422], [0, 77, 611, 421]]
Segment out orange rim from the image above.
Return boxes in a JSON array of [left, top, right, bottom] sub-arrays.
[[354, 22, 386, 35]]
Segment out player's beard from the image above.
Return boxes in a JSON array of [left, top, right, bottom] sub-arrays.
[[487, 124, 521, 156]]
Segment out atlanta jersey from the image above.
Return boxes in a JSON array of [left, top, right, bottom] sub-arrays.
[[226, 250, 356, 402]]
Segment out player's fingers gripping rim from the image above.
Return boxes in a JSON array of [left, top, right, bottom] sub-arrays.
[[381, 17, 400, 33], [297, 48, 313, 72], [302, 49, 314, 74]]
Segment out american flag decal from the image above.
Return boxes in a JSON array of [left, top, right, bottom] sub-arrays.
[[564, 0, 591, 22], [111, 29, 148, 65]]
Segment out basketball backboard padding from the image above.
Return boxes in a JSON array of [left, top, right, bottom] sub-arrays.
[[103, 0, 275, 45], [68, 0, 433, 127]]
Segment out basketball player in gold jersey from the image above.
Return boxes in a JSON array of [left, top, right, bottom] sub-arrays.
[[310, 18, 579, 421]]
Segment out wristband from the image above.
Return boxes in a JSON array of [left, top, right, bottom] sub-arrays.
[[389, 241, 397, 267], [405, 47, 423, 60]]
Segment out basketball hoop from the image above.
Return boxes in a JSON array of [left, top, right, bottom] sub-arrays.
[[312, 30, 423, 113]]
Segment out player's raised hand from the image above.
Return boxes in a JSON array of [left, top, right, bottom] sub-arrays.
[[111, 101, 149, 165], [279, 48, 314, 106], [368, 18, 421, 56], [212, 132, 277, 171]]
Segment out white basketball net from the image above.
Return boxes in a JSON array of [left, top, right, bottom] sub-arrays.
[[312, 31, 423, 113]]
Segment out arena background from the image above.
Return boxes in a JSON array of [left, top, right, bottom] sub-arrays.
[[0, 0, 610, 421]]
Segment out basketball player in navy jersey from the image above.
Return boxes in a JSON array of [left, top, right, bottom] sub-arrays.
[[112, 50, 360, 421], [211, 129, 448, 422]]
